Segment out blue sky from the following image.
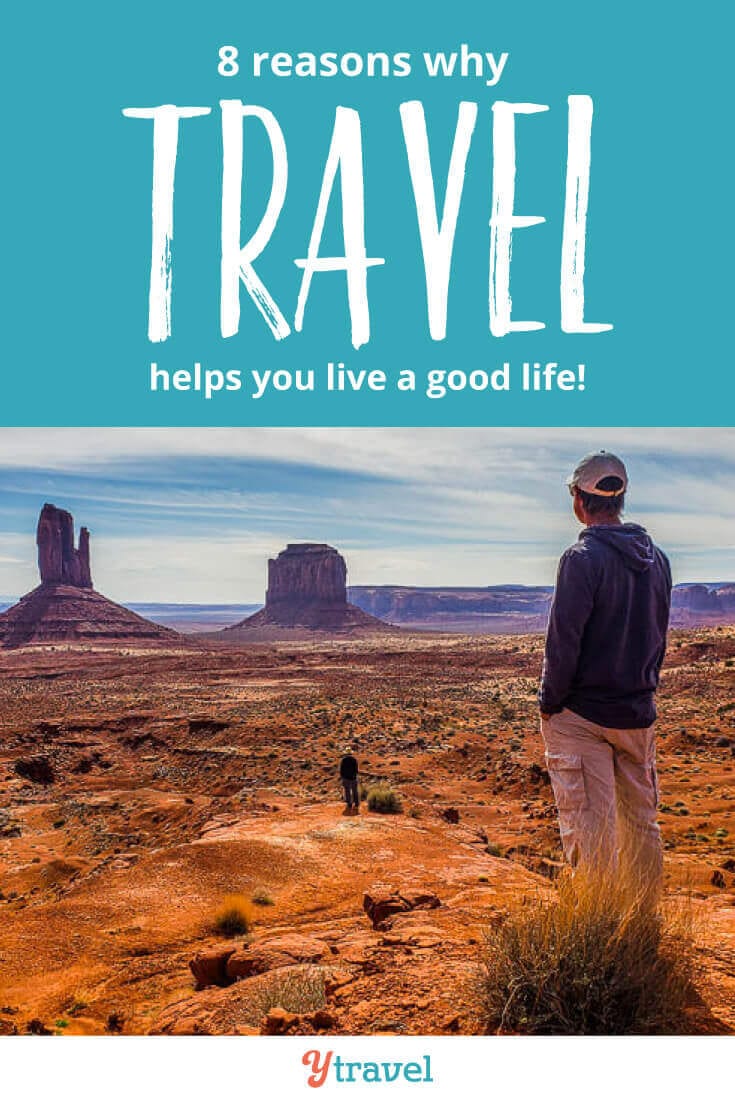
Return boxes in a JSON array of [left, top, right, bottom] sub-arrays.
[[0, 428, 732, 602]]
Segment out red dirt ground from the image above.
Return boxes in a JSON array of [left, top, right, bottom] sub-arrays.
[[0, 627, 733, 1035]]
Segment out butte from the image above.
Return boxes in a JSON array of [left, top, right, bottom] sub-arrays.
[[221, 542, 391, 639], [0, 503, 176, 648]]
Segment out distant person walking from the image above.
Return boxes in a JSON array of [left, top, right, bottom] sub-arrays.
[[539, 451, 672, 894], [339, 748, 360, 811]]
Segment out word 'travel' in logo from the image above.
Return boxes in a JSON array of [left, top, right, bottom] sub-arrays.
[[302, 1049, 434, 1087]]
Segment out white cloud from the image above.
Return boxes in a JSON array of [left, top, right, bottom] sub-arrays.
[[0, 428, 733, 601], [0, 426, 733, 481]]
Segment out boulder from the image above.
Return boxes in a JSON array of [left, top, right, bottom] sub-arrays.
[[398, 889, 441, 912], [226, 935, 329, 980], [26, 1018, 52, 1035], [324, 970, 354, 995], [14, 756, 55, 785], [310, 1008, 337, 1030], [262, 1007, 300, 1035], [363, 887, 442, 928], [363, 890, 411, 928], [189, 946, 236, 989]]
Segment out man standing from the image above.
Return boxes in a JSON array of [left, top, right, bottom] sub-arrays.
[[539, 451, 672, 891], [339, 747, 360, 811]]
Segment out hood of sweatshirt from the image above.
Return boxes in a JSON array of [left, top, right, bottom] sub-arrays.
[[583, 523, 657, 574]]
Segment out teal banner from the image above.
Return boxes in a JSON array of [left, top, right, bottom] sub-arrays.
[[3, 0, 731, 425]]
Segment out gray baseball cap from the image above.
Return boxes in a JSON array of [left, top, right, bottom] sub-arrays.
[[567, 450, 628, 496]]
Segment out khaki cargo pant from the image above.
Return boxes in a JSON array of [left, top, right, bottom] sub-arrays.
[[541, 707, 663, 892]]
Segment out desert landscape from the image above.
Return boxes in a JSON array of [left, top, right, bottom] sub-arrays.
[[0, 504, 734, 1036], [1, 633, 734, 1031]]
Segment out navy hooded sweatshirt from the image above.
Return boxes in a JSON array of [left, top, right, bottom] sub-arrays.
[[539, 523, 672, 729]]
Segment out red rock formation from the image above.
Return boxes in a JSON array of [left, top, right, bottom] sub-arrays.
[[718, 585, 735, 611], [671, 584, 722, 613], [0, 504, 176, 648], [223, 543, 391, 637], [0, 586, 176, 648], [267, 543, 347, 607], [37, 503, 92, 588]]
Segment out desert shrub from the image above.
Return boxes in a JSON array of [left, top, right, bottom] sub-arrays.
[[367, 784, 403, 814], [212, 894, 254, 937], [485, 842, 503, 857], [479, 868, 698, 1034], [252, 887, 275, 906], [239, 965, 327, 1026]]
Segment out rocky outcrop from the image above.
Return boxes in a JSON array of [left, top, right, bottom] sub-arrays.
[[349, 585, 553, 623], [0, 504, 176, 648], [363, 887, 441, 930], [222, 543, 391, 637], [37, 503, 92, 588], [669, 583, 735, 626], [718, 586, 735, 611], [671, 584, 723, 613], [188, 935, 330, 990], [226, 935, 329, 981], [189, 945, 236, 989], [350, 583, 735, 629]]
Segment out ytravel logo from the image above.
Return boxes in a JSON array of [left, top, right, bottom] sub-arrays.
[[302, 1050, 434, 1088]]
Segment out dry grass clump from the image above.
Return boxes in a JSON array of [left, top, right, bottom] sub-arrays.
[[479, 868, 699, 1035], [212, 894, 254, 937], [366, 784, 402, 814], [240, 965, 327, 1026], [251, 887, 275, 906]]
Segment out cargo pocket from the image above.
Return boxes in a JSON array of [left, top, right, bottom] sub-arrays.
[[545, 752, 588, 811], [649, 764, 659, 808]]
